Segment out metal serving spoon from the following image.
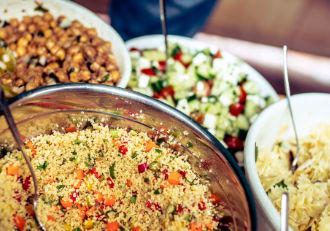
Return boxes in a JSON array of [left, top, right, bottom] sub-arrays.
[[283, 45, 300, 173], [0, 82, 46, 230], [159, 0, 169, 75], [280, 192, 289, 231]]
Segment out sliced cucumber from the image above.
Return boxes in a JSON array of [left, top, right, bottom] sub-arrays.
[[142, 49, 166, 61]]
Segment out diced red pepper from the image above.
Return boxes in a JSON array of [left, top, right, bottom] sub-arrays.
[[146, 201, 162, 212], [173, 50, 183, 61], [158, 61, 166, 73], [213, 50, 222, 59], [107, 177, 115, 188], [129, 47, 140, 52], [22, 176, 31, 191], [224, 136, 244, 149], [198, 201, 206, 210], [119, 145, 128, 155], [190, 111, 204, 124], [13, 214, 25, 231], [178, 170, 187, 178], [70, 190, 78, 202], [159, 85, 175, 98], [239, 86, 247, 103], [176, 204, 184, 213], [65, 126, 77, 133], [13, 191, 21, 203], [141, 68, 156, 76], [229, 103, 245, 116], [89, 168, 100, 179], [138, 163, 148, 173]]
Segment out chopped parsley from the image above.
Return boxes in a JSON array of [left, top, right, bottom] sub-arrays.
[[110, 163, 116, 179], [37, 161, 48, 170], [130, 195, 137, 204], [274, 180, 288, 190], [132, 151, 138, 159]]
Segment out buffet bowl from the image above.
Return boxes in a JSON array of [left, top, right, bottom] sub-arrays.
[[0, 83, 256, 230]]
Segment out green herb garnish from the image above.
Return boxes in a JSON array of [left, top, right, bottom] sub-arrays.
[[110, 162, 116, 179], [72, 151, 77, 155], [144, 177, 150, 183], [130, 195, 137, 204], [274, 180, 288, 190], [155, 148, 162, 153], [69, 157, 76, 161], [132, 151, 138, 159], [154, 188, 163, 194], [110, 129, 119, 138], [34, 6, 49, 13], [37, 161, 48, 170], [56, 185, 65, 190]]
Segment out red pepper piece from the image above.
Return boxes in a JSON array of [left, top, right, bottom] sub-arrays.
[[239, 86, 247, 103], [89, 168, 100, 179], [22, 175, 31, 191], [178, 170, 187, 178], [119, 145, 128, 155], [213, 50, 222, 59], [229, 103, 245, 116], [141, 68, 156, 76], [129, 47, 140, 52], [158, 61, 166, 73], [160, 85, 175, 98], [107, 177, 115, 188], [198, 201, 206, 210], [138, 163, 148, 173], [224, 136, 244, 149], [70, 190, 78, 202]]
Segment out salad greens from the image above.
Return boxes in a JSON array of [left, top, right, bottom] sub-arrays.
[[127, 43, 274, 164]]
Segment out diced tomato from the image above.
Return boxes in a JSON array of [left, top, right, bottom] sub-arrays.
[[159, 85, 175, 98], [229, 103, 245, 116], [210, 193, 221, 205], [138, 163, 148, 173], [178, 170, 187, 178], [22, 176, 31, 191], [239, 86, 247, 103], [107, 177, 115, 188], [89, 168, 100, 179], [158, 61, 166, 73], [119, 145, 128, 155], [13, 214, 25, 231], [213, 50, 222, 59], [129, 47, 140, 52], [65, 126, 76, 133], [198, 201, 206, 210], [173, 50, 183, 61], [141, 68, 156, 76], [70, 190, 78, 202], [224, 136, 244, 149]]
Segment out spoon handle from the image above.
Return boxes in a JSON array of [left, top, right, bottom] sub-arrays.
[[280, 192, 289, 231], [283, 45, 300, 173], [159, 0, 168, 74], [0, 82, 46, 230]]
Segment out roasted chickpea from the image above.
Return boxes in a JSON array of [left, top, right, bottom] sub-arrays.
[[106, 62, 116, 72], [79, 70, 91, 81], [46, 39, 55, 50], [79, 34, 88, 43], [18, 23, 26, 32], [68, 45, 80, 55], [55, 49, 66, 61], [22, 16, 32, 24], [90, 62, 101, 72], [32, 15, 42, 24], [111, 70, 120, 82], [84, 46, 96, 58], [17, 38, 29, 47], [28, 45, 37, 56], [28, 24, 37, 34], [9, 18, 19, 28], [87, 28, 97, 37], [15, 79, 24, 87], [69, 71, 79, 82], [9, 44, 16, 51], [105, 42, 112, 49], [43, 12, 54, 22], [49, 20, 57, 28], [16, 46, 26, 57], [50, 45, 60, 55], [0, 28, 7, 40], [43, 29, 52, 38], [54, 69, 69, 83], [37, 46, 47, 56], [24, 33, 32, 42], [72, 52, 84, 64]]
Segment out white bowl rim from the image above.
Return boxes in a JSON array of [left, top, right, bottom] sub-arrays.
[[126, 34, 279, 100], [244, 92, 330, 231]]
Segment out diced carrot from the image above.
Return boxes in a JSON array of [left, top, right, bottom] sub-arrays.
[[78, 210, 86, 219], [106, 221, 120, 231], [60, 199, 73, 209], [168, 171, 182, 185], [204, 223, 212, 230], [104, 195, 116, 206], [65, 126, 77, 133], [48, 176, 55, 183], [25, 140, 36, 156], [210, 193, 221, 204], [96, 158, 101, 162], [72, 179, 82, 189], [132, 226, 143, 231], [77, 204, 87, 211], [113, 139, 121, 148], [13, 214, 25, 231], [74, 169, 84, 180], [86, 206, 95, 217], [47, 215, 56, 222], [94, 191, 104, 203], [190, 223, 202, 231], [160, 181, 170, 189], [126, 179, 132, 187], [145, 140, 158, 152], [53, 205, 60, 211], [7, 164, 19, 176], [25, 205, 35, 216]]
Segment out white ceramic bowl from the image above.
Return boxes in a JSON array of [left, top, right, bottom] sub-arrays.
[[126, 34, 279, 99], [244, 93, 330, 231], [0, 0, 131, 88]]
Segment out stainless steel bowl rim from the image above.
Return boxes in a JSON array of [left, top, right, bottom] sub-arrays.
[[8, 83, 257, 230]]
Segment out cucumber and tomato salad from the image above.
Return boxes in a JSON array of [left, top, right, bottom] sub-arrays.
[[127, 43, 273, 165]]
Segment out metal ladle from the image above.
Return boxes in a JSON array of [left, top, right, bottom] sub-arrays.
[[159, 0, 169, 75], [283, 45, 300, 173], [280, 192, 289, 231], [0, 82, 46, 230]]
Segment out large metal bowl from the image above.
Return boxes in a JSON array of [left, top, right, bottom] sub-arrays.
[[0, 84, 256, 230]]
